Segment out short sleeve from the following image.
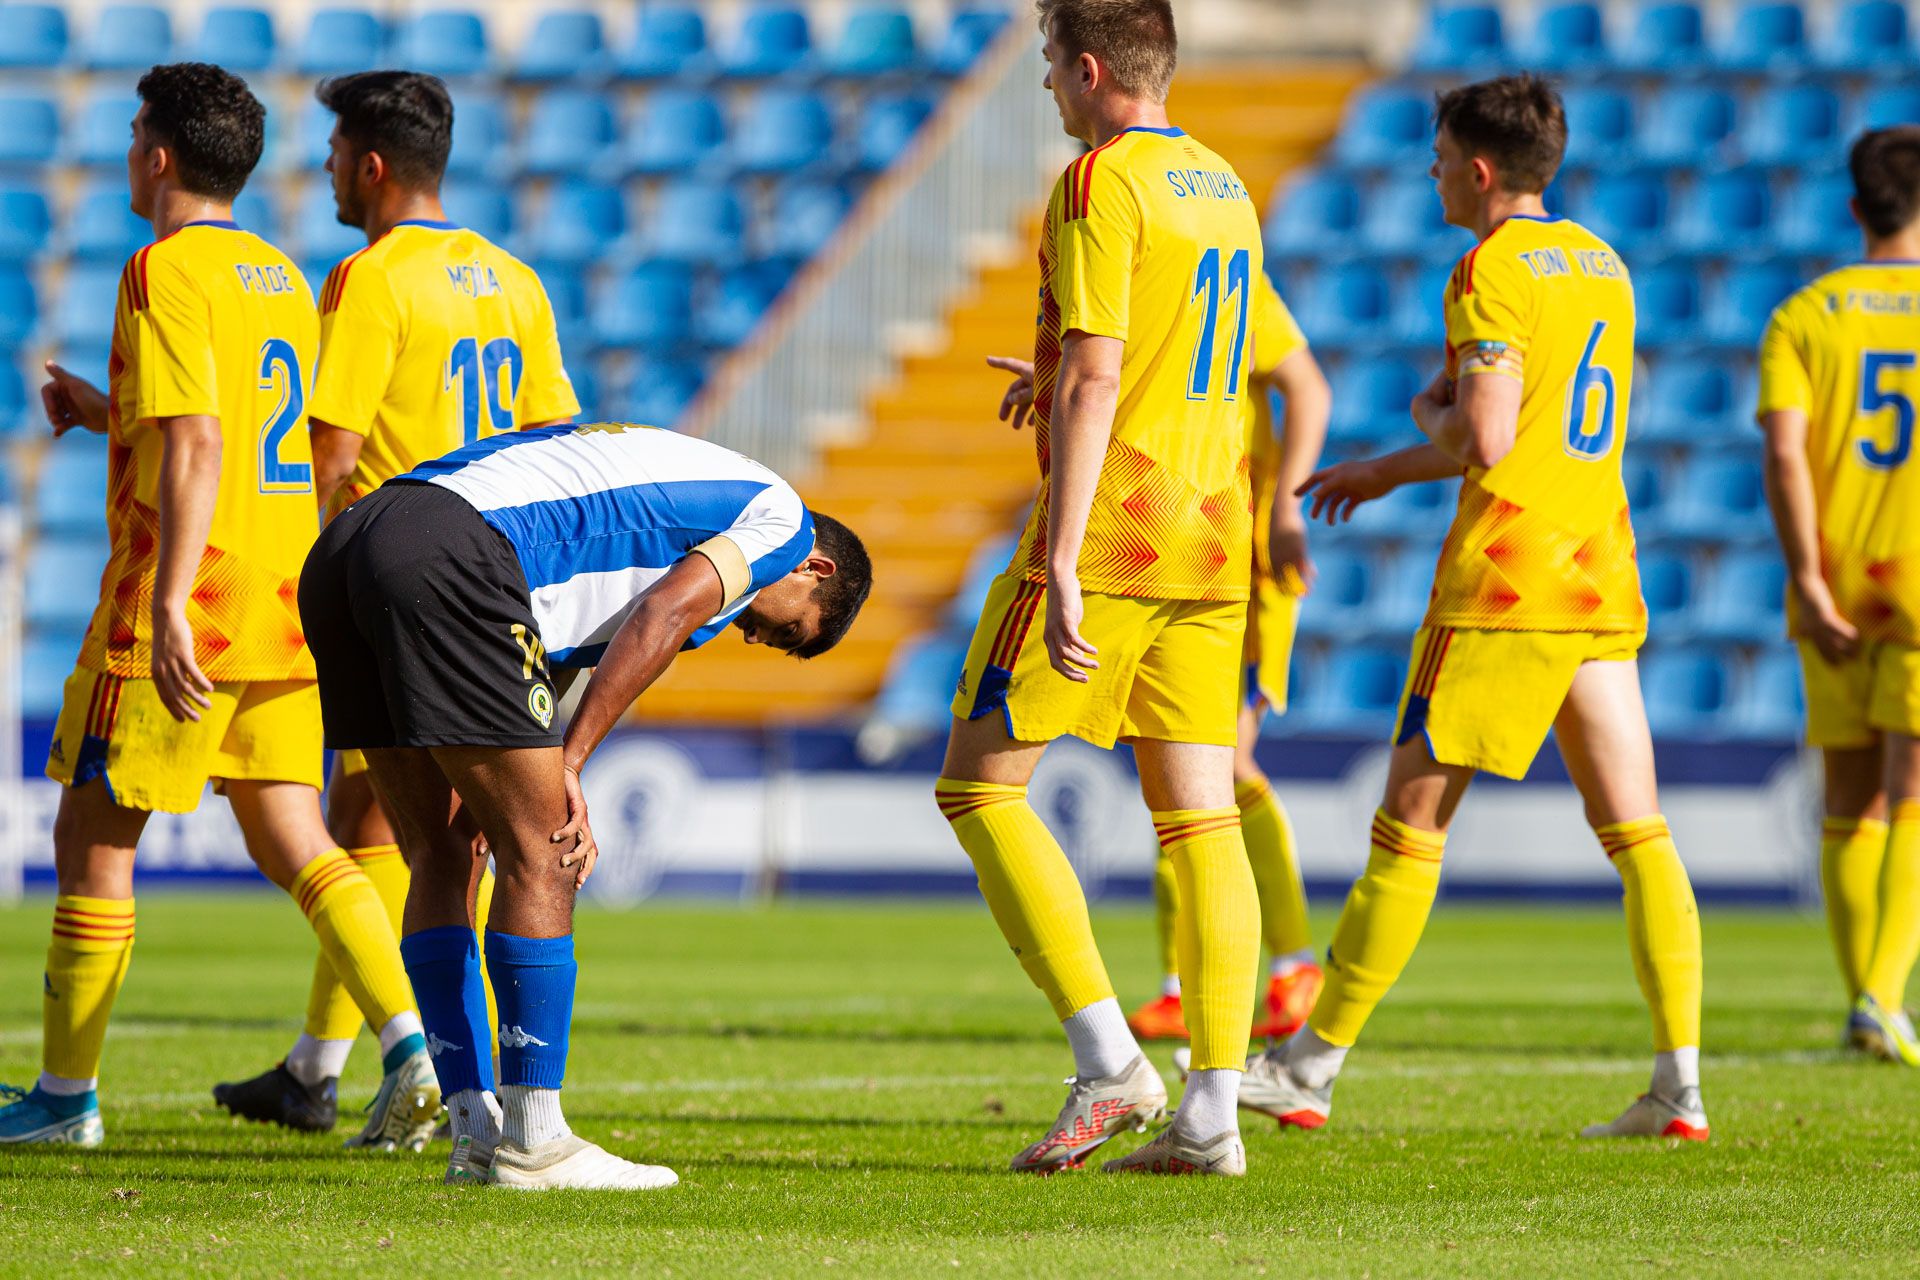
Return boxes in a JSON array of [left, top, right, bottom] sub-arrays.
[[307, 254, 399, 437], [1756, 297, 1812, 421], [1445, 250, 1529, 382], [511, 269, 581, 427], [131, 253, 219, 421], [728, 483, 815, 594], [1249, 273, 1308, 378], [1051, 152, 1140, 342]]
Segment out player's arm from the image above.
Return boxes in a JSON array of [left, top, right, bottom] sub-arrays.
[[1045, 330, 1121, 682], [310, 419, 364, 510], [1760, 408, 1856, 662], [1263, 348, 1331, 588], [1412, 364, 1520, 470], [1296, 441, 1460, 525], [151, 414, 221, 721]]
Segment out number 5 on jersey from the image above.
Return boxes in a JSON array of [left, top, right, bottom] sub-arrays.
[[1857, 350, 1916, 470]]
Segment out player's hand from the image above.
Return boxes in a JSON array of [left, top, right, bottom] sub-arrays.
[[1296, 459, 1394, 525], [1266, 506, 1315, 594], [151, 605, 214, 722], [41, 361, 109, 437], [553, 764, 599, 890], [987, 355, 1036, 431], [1043, 573, 1099, 683], [1409, 374, 1454, 437], [1795, 580, 1860, 664]]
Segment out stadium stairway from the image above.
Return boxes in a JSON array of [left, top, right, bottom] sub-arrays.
[[636, 62, 1368, 724]]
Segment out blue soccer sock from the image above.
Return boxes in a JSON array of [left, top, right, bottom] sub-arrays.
[[398, 926, 495, 1098], [484, 930, 575, 1089]]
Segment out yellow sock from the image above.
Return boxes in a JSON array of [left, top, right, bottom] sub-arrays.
[[474, 864, 499, 1037], [306, 844, 409, 1040], [1308, 810, 1445, 1047], [1152, 808, 1259, 1071], [1237, 777, 1312, 958], [1152, 848, 1180, 984], [290, 848, 415, 1034], [1597, 815, 1703, 1052], [1821, 816, 1887, 1000], [935, 778, 1113, 1019], [42, 896, 135, 1084], [1864, 799, 1920, 1010]]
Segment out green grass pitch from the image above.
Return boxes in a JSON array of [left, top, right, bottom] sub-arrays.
[[0, 894, 1915, 1277]]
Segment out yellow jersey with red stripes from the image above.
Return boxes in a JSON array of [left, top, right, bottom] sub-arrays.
[[309, 220, 578, 520], [1758, 261, 1920, 644], [1427, 215, 1644, 634], [1247, 272, 1309, 580], [84, 220, 319, 682], [1014, 126, 1265, 602]]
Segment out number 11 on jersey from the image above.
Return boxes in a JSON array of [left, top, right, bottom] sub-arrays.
[[1188, 247, 1251, 402]]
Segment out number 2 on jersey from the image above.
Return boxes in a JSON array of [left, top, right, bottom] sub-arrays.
[[1857, 350, 1916, 470], [256, 338, 312, 492], [1562, 320, 1619, 460], [1188, 247, 1250, 401], [448, 336, 524, 443]]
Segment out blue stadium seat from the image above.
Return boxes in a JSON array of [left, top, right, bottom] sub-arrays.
[[0, 184, 51, 260], [854, 93, 935, 171], [1561, 88, 1634, 170], [1704, 262, 1800, 348], [1774, 171, 1856, 255], [825, 6, 917, 77], [1389, 262, 1453, 344], [1642, 647, 1733, 738], [0, 263, 36, 346], [513, 11, 605, 81], [593, 263, 695, 349], [70, 181, 148, 262], [0, 98, 59, 167], [1368, 547, 1437, 637], [1670, 169, 1772, 256], [1743, 84, 1842, 166], [1636, 357, 1742, 443], [1818, 0, 1914, 71], [623, 357, 705, 424], [1410, 5, 1506, 71], [294, 182, 362, 262], [639, 179, 746, 267], [190, 7, 275, 71], [1717, 1, 1808, 72], [696, 262, 790, 347], [1361, 176, 1450, 257], [1297, 645, 1406, 732], [762, 180, 852, 262], [563, 356, 597, 418], [1620, 455, 1666, 519], [1294, 548, 1374, 640], [391, 10, 489, 77], [519, 89, 616, 177], [231, 190, 274, 237], [295, 8, 383, 75], [873, 632, 969, 730], [26, 540, 109, 630], [1332, 88, 1431, 169], [49, 345, 107, 391], [1854, 84, 1920, 132], [1292, 263, 1394, 348], [1327, 357, 1420, 444], [946, 534, 1018, 628], [293, 96, 337, 169], [718, 6, 812, 78], [621, 88, 726, 176], [1264, 172, 1362, 260], [35, 441, 112, 535], [0, 4, 67, 68], [86, 5, 172, 70], [538, 264, 592, 351], [442, 180, 512, 242], [931, 7, 1009, 76], [446, 92, 509, 179], [525, 184, 626, 267], [1634, 85, 1738, 170], [1618, 2, 1706, 72], [728, 88, 835, 175], [1519, 2, 1608, 73], [1635, 262, 1705, 348], [69, 91, 138, 168], [613, 5, 707, 79], [1638, 549, 1696, 635], [1354, 475, 1458, 535], [1694, 549, 1785, 643], [1728, 649, 1802, 738], [1660, 456, 1770, 540], [24, 633, 82, 718], [0, 358, 24, 430], [1574, 172, 1666, 253]]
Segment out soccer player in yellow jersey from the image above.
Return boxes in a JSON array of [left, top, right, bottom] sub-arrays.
[[1759, 126, 1920, 1065], [939, 0, 1263, 1176], [0, 64, 432, 1151], [213, 70, 579, 1135], [1239, 76, 1709, 1141]]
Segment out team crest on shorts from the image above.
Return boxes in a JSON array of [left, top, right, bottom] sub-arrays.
[[528, 683, 555, 729]]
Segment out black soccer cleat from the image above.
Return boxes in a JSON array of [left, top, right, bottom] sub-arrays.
[[212, 1063, 339, 1134]]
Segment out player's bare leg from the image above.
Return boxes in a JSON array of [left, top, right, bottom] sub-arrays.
[[1554, 660, 1709, 1138], [1854, 734, 1920, 1064]]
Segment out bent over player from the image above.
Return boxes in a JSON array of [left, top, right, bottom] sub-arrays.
[[300, 423, 870, 1187], [1758, 126, 1920, 1063], [1242, 75, 1709, 1140], [215, 69, 580, 1132], [937, 0, 1265, 1177], [0, 64, 429, 1149]]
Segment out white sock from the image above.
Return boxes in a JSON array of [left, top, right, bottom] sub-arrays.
[[499, 1084, 570, 1148], [285, 1034, 355, 1086], [375, 1011, 424, 1057], [35, 1072, 95, 1097], [1272, 947, 1316, 978], [1173, 1068, 1241, 1139], [1284, 1025, 1349, 1090], [448, 1087, 501, 1149], [1061, 998, 1139, 1080], [1651, 1046, 1700, 1098], [1159, 974, 1181, 998]]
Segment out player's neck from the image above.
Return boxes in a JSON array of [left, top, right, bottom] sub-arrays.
[[148, 189, 233, 240], [1473, 191, 1551, 242], [1864, 229, 1920, 263], [1080, 98, 1172, 149], [363, 191, 451, 244]]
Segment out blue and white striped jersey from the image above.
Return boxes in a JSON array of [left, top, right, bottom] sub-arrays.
[[402, 423, 815, 667]]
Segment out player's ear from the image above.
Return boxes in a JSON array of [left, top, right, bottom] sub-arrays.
[[361, 149, 386, 187], [1847, 195, 1864, 231], [1471, 155, 1497, 195], [1077, 50, 1100, 93], [803, 552, 838, 581]]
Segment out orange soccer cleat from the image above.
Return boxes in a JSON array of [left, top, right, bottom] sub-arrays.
[[1251, 962, 1324, 1041], [1126, 993, 1190, 1041]]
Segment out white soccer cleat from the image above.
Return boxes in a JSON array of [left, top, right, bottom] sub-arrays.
[[443, 1134, 496, 1186], [1849, 995, 1920, 1065], [343, 1049, 443, 1153], [1579, 1087, 1710, 1141], [1009, 1055, 1168, 1174], [1101, 1126, 1246, 1176], [1237, 1048, 1333, 1130], [490, 1133, 679, 1190]]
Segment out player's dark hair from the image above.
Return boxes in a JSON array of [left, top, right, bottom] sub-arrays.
[[1434, 74, 1567, 195], [134, 62, 265, 200], [315, 70, 453, 190], [1036, 0, 1177, 102], [795, 513, 872, 660], [1850, 126, 1920, 240]]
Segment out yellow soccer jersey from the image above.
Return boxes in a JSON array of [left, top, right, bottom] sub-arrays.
[[1014, 126, 1265, 602], [308, 220, 578, 518], [1427, 215, 1644, 634], [1247, 272, 1309, 581], [84, 221, 320, 682], [1758, 261, 1920, 644]]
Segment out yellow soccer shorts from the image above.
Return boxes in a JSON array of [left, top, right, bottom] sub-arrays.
[[951, 573, 1245, 748], [1798, 640, 1920, 748], [47, 667, 325, 814], [1242, 574, 1299, 715], [1392, 626, 1644, 780]]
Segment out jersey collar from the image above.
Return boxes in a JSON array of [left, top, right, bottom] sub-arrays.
[[1860, 258, 1920, 266], [1121, 125, 1185, 138], [180, 219, 241, 230], [394, 219, 461, 230]]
